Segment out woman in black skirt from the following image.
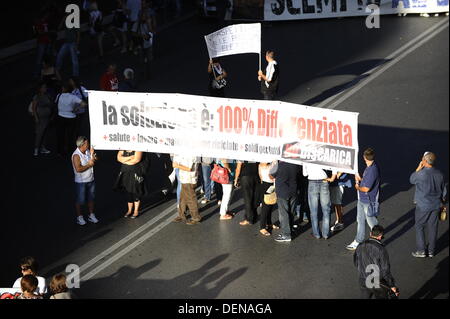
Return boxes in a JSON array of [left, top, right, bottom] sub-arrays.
[[114, 151, 148, 218]]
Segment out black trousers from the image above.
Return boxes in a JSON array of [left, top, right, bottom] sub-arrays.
[[240, 176, 259, 224], [360, 287, 388, 299], [57, 116, 77, 155], [262, 91, 276, 100], [260, 182, 275, 230]]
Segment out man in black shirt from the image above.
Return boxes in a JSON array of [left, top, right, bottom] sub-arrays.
[[354, 225, 399, 299], [258, 50, 279, 100], [271, 161, 299, 242]]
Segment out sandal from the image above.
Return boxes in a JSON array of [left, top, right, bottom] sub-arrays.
[[259, 229, 271, 236], [124, 211, 133, 218], [269, 224, 280, 230], [239, 220, 251, 226], [220, 214, 233, 220], [130, 212, 140, 219]]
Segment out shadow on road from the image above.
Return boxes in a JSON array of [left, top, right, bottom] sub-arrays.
[[77, 253, 248, 299]]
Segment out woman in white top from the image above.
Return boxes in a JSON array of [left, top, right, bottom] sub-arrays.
[[12, 256, 47, 295], [56, 82, 86, 156], [69, 77, 89, 137], [258, 162, 278, 236]]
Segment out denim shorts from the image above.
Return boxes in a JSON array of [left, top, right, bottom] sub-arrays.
[[75, 181, 95, 204]]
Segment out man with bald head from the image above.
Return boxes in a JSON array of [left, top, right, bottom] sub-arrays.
[[410, 152, 447, 258]]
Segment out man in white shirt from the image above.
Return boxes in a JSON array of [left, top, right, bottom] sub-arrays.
[[258, 50, 279, 100], [303, 164, 333, 239], [172, 155, 202, 225]]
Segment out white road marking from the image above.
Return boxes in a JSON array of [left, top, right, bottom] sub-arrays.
[[76, 202, 177, 275], [81, 213, 179, 281], [316, 18, 449, 109]]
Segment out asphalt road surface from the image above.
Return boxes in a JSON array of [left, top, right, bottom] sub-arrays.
[[0, 14, 448, 299]]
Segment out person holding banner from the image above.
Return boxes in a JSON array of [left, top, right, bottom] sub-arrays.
[[172, 155, 202, 225], [235, 161, 260, 226], [303, 164, 333, 240], [258, 50, 279, 100], [258, 162, 278, 236], [208, 58, 228, 98], [216, 159, 236, 221], [271, 161, 299, 242], [347, 148, 380, 251], [115, 150, 149, 219]]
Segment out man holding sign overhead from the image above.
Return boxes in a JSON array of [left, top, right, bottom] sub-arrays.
[[258, 50, 279, 100]]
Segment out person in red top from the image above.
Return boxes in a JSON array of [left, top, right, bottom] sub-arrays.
[[34, 11, 52, 79], [100, 64, 119, 91]]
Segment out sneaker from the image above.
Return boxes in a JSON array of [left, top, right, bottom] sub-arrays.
[[201, 198, 210, 204], [88, 214, 99, 224], [40, 147, 51, 154], [428, 253, 434, 258], [77, 216, 87, 226], [217, 200, 222, 206], [422, 13, 430, 17], [303, 215, 309, 223], [346, 241, 359, 251], [274, 234, 292, 242], [331, 223, 344, 232], [412, 251, 427, 258], [33, 148, 39, 157]]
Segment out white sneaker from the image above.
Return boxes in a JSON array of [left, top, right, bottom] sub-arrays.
[[88, 214, 99, 224], [40, 147, 51, 154], [77, 216, 87, 226], [217, 200, 222, 206], [33, 148, 39, 157], [331, 223, 344, 232], [346, 241, 359, 251], [422, 13, 430, 17]]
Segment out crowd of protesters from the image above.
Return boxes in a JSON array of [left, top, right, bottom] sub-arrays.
[[19, 1, 448, 301]]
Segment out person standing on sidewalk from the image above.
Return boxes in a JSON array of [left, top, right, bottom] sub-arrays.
[[354, 225, 399, 299], [347, 148, 381, 251], [72, 137, 99, 226], [56, 12, 80, 77], [271, 161, 299, 242], [172, 155, 202, 225], [31, 82, 53, 157], [258, 50, 279, 100], [410, 152, 447, 258], [33, 11, 52, 79]]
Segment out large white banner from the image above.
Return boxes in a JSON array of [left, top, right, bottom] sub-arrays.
[[264, 0, 449, 21], [89, 91, 359, 174], [204, 23, 261, 59]]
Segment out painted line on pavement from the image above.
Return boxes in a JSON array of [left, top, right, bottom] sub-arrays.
[[76, 201, 178, 276], [81, 212, 179, 281], [316, 18, 449, 109]]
